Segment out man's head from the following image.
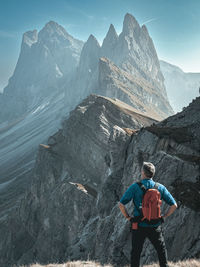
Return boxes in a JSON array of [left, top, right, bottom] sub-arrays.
[[141, 162, 155, 179]]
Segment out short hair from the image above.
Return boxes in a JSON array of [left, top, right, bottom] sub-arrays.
[[142, 162, 155, 178]]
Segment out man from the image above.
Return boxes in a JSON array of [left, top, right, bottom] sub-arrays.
[[118, 162, 177, 267]]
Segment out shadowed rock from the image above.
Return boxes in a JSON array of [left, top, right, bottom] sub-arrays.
[[0, 96, 199, 267]]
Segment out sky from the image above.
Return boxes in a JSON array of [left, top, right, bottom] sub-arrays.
[[0, 0, 200, 92]]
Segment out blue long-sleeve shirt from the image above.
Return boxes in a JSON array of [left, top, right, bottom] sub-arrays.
[[120, 178, 177, 227]]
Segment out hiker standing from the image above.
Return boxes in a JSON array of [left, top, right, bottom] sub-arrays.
[[118, 162, 177, 267]]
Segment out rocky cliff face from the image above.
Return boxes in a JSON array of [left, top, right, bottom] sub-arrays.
[[1, 95, 199, 267], [68, 13, 174, 120], [0, 94, 156, 266], [113, 14, 165, 93], [0, 90, 66, 220], [0, 21, 84, 221], [0, 21, 84, 123], [97, 57, 172, 120]]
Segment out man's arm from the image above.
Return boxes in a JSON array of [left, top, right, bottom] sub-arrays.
[[161, 186, 178, 219], [163, 203, 177, 219], [118, 202, 132, 221], [118, 184, 135, 220]]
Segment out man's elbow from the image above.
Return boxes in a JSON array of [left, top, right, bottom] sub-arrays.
[[173, 203, 178, 209]]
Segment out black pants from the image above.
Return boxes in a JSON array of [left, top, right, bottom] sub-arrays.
[[131, 225, 169, 267]]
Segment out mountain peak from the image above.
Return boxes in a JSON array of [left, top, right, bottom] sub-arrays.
[[78, 34, 100, 70], [140, 24, 151, 41], [141, 24, 148, 34], [38, 20, 70, 41], [85, 34, 100, 48], [108, 24, 117, 35], [44, 20, 63, 31], [101, 24, 118, 50], [122, 13, 140, 35], [22, 29, 38, 48], [88, 34, 100, 44], [46, 20, 59, 26], [106, 24, 118, 40]]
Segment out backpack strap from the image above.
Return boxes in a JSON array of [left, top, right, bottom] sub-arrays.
[[137, 182, 148, 195], [132, 182, 147, 216]]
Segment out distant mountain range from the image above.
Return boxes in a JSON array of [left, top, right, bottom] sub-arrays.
[[160, 60, 200, 112], [0, 13, 173, 125]]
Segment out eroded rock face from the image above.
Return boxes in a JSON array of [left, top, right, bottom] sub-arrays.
[[97, 57, 172, 121], [0, 21, 84, 222], [0, 94, 156, 266], [1, 95, 199, 267], [0, 21, 84, 123], [67, 13, 174, 120]]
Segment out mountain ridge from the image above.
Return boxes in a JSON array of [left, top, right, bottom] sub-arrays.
[[0, 95, 199, 266]]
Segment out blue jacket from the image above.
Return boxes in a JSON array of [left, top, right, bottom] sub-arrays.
[[120, 178, 176, 227]]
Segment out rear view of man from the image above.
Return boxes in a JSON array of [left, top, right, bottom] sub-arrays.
[[119, 162, 177, 267]]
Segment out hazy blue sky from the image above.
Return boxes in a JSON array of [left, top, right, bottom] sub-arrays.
[[0, 0, 200, 92]]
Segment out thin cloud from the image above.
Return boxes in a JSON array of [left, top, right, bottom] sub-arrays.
[[63, 2, 94, 21], [0, 30, 17, 38], [141, 18, 158, 25], [75, 9, 94, 20]]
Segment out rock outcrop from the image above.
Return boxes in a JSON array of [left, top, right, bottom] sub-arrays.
[[0, 95, 199, 267], [0, 94, 156, 266]]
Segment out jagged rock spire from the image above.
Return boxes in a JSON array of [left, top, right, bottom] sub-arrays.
[[86, 34, 100, 47], [79, 34, 100, 70], [101, 24, 118, 60], [102, 24, 118, 48], [122, 13, 140, 36], [80, 34, 100, 58]]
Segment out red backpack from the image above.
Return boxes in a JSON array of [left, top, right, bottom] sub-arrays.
[[137, 182, 162, 222]]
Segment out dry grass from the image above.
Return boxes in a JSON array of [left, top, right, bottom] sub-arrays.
[[18, 259, 200, 267], [143, 259, 200, 266], [18, 262, 112, 267]]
